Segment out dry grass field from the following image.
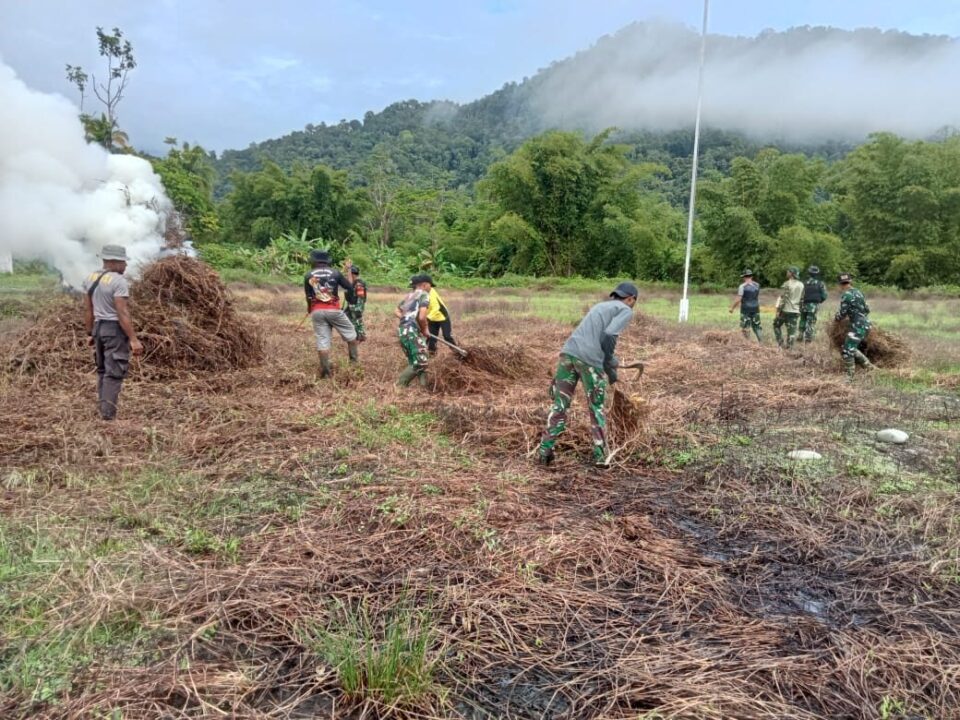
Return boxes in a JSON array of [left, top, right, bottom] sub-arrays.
[[1, 267, 958, 719]]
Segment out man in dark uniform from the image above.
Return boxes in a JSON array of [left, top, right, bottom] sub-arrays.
[[799, 265, 828, 343], [728, 269, 762, 343], [344, 264, 367, 342], [304, 250, 357, 378], [82, 244, 143, 420]]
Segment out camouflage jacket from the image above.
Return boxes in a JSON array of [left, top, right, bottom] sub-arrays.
[[835, 288, 870, 328], [346, 278, 367, 313]]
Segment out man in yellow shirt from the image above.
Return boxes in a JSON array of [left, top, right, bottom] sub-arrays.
[[425, 277, 457, 355]]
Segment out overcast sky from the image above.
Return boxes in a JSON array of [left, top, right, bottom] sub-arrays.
[[2, 0, 958, 154]]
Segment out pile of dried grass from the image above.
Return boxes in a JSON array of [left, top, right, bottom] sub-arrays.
[[431, 344, 539, 394], [828, 318, 910, 368], [132, 256, 263, 376], [5, 256, 263, 381], [608, 388, 649, 453]]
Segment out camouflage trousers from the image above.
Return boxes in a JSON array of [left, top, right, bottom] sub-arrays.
[[773, 311, 800, 348], [841, 322, 870, 377], [739, 310, 763, 342], [798, 303, 820, 343], [539, 354, 607, 463], [398, 324, 429, 369], [345, 305, 366, 341]]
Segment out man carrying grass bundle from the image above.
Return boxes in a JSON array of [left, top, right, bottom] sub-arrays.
[[538, 282, 638, 468], [395, 274, 432, 387], [835, 273, 875, 381], [304, 250, 357, 378]]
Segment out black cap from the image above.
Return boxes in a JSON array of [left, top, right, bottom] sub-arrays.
[[410, 273, 430, 288], [741, 269, 753, 277], [807, 265, 820, 275], [349, 264, 360, 275], [309, 249, 331, 264], [610, 281, 639, 299], [838, 273, 853, 284]]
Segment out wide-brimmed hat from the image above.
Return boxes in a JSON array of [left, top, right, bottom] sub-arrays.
[[309, 249, 331, 264], [838, 273, 853, 284], [349, 264, 360, 275], [787, 266, 800, 276], [741, 269, 753, 277], [100, 244, 128, 261]]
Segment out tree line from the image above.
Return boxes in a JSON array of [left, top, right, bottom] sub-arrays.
[[151, 128, 960, 290]]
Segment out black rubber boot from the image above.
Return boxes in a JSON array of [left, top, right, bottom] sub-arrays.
[[318, 351, 332, 379]]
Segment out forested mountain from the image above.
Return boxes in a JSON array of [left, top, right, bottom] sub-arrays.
[[212, 22, 956, 196], [168, 23, 960, 289]]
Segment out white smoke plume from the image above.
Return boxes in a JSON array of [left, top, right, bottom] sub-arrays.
[[530, 23, 960, 141], [0, 59, 170, 287]]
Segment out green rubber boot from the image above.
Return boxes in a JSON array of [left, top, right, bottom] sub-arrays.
[[348, 341, 359, 364], [397, 365, 419, 387]]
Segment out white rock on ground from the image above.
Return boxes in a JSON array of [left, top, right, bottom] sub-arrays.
[[876, 428, 909, 444], [788, 450, 823, 461]]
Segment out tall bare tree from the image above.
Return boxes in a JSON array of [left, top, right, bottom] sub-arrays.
[[66, 27, 136, 150]]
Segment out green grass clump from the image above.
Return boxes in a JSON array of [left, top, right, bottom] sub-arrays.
[[305, 598, 439, 707]]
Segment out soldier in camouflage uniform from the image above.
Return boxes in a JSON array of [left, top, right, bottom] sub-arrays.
[[344, 265, 367, 342], [799, 265, 828, 343], [728, 269, 763, 343], [395, 274, 432, 387], [538, 282, 638, 467], [834, 273, 875, 381], [773, 266, 804, 349]]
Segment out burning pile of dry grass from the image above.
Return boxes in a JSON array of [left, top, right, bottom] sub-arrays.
[[828, 318, 910, 368], [5, 256, 263, 381]]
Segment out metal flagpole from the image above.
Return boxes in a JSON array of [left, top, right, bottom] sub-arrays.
[[678, 0, 709, 322]]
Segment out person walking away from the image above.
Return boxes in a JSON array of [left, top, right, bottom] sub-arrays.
[[395, 274, 432, 387], [425, 277, 457, 355], [538, 282, 638, 468], [728, 269, 763, 343], [773, 266, 804, 349], [834, 273, 875, 381], [82, 244, 143, 420], [344, 264, 367, 342], [304, 250, 357, 378], [799, 265, 828, 343]]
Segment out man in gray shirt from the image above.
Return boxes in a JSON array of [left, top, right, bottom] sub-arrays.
[[82, 244, 143, 420], [538, 282, 638, 467]]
